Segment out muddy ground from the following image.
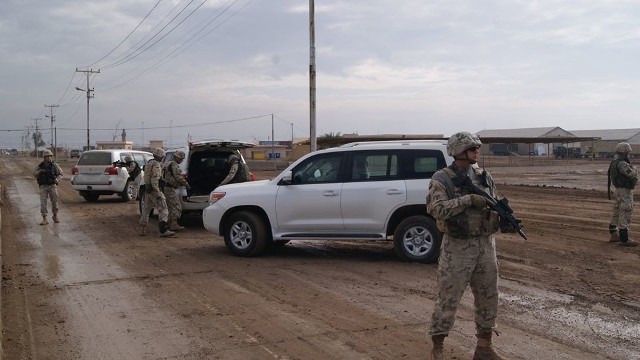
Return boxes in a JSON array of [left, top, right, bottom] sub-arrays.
[[1, 156, 639, 359]]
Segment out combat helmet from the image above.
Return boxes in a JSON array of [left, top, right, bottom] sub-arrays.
[[152, 147, 166, 158], [447, 132, 482, 156], [42, 149, 53, 157], [173, 150, 186, 160], [615, 142, 632, 154]]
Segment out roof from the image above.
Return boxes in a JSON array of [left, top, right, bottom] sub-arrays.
[[476, 127, 573, 138], [569, 129, 640, 142]]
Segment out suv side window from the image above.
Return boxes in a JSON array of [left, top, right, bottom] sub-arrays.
[[292, 153, 343, 184], [132, 152, 146, 166], [348, 152, 399, 182], [119, 152, 133, 162], [400, 150, 447, 179]]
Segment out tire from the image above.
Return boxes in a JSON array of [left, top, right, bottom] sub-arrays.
[[82, 192, 100, 202], [393, 215, 441, 264], [120, 180, 134, 202], [223, 211, 269, 257]]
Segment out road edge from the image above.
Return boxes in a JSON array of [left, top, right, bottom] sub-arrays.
[[0, 180, 3, 360]]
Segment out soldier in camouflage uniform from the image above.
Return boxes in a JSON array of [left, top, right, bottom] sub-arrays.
[[33, 149, 63, 225], [162, 150, 190, 231], [218, 153, 250, 186], [139, 148, 175, 237], [426, 132, 507, 360], [608, 142, 638, 246]]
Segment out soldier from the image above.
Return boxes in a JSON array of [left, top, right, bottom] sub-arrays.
[[607, 142, 638, 246], [162, 150, 190, 231], [33, 149, 63, 225], [218, 153, 250, 186], [426, 132, 506, 360], [124, 156, 142, 201], [139, 148, 175, 237]]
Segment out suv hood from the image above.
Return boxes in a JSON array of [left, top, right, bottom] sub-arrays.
[[215, 179, 271, 192]]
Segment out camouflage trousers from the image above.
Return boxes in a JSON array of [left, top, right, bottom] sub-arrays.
[[39, 184, 58, 215], [610, 187, 634, 230], [429, 234, 499, 336], [139, 190, 168, 225], [163, 187, 182, 222], [131, 175, 141, 201]]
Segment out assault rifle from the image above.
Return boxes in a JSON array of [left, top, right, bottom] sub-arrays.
[[453, 175, 527, 240]]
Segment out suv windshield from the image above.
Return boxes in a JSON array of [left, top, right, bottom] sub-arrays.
[[77, 152, 112, 165]]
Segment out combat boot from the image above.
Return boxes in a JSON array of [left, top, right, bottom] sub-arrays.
[[40, 215, 48, 225], [52, 213, 59, 223], [608, 224, 620, 242], [168, 220, 185, 231], [159, 221, 176, 237], [139, 224, 147, 236], [619, 228, 638, 247], [430, 334, 445, 360], [473, 332, 507, 360]]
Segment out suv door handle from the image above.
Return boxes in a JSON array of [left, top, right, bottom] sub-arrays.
[[323, 191, 340, 197], [386, 189, 404, 195]]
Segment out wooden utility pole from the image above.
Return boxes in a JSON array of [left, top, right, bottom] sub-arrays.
[[45, 103, 59, 158], [309, 0, 317, 152], [75, 68, 100, 150]]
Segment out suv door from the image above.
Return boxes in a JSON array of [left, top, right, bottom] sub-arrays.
[[275, 152, 345, 231], [341, 151, 406, 231]]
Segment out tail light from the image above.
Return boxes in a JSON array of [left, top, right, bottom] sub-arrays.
[[209, 192, 226, 204], [104, 166, 119, 175], [249, 172, 255, 181], [71, 167, 78, 175]]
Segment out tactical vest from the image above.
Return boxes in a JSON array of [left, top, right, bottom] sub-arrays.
[[162, 161, 181, 188], [431, 165, 499, 238], [37, 162, 58, 185], [609, 158, 636, 189]]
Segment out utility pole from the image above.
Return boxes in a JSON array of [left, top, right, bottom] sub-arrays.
[[45, 103, 59, 158], [75, 68, 100, 151], [309, 0, 317, 152], [271, 114, 276, 171]]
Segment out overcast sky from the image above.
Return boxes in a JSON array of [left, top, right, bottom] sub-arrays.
[[1, 0, 640, 150]]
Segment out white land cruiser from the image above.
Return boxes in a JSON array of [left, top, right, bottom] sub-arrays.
[[202, 140, 453, 263], [71, 149, 153, 202]]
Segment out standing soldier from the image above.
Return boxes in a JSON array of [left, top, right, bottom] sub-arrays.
[[139, 148, 175, 237], [33, 149, 63, 225], [426, 132, 506, 360], [218, 153, 250, 186], [608, 142, 638, 246], [162, 150, 190, 231], [124, 156, 142, 202]]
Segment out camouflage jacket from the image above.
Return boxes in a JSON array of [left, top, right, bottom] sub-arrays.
[[609, 154, 638, 189], [426, 163, 499, 238], [162, 161, 188, 188], [143, 159, 163, 193]]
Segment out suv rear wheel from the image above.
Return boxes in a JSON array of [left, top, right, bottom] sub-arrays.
[[393, 215, 440, 264], [224, 211, 269, 257], [120, 180, 134, 202]]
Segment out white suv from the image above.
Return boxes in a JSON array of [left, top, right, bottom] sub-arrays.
[[202, 140, 453, 263], [71, 149, 153, 202]]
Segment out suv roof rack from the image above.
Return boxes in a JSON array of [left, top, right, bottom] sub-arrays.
[[340, 139, 447, 148]]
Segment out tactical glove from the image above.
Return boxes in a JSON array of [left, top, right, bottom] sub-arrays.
[[466, 194, 489, 208]]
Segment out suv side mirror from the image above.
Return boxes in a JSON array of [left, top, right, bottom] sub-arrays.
[[279, 170, 293, 185]]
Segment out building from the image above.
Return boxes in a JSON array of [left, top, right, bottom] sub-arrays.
[[569, 129, 640, 157]]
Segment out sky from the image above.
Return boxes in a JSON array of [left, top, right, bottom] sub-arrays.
[[1, 0, 640, 150]]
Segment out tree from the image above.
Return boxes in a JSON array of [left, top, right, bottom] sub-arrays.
[[321, 132, 342, 139], [32, 131, 45, 148]]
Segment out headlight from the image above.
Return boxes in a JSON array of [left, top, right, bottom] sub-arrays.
[[209, 192, 226, 204]]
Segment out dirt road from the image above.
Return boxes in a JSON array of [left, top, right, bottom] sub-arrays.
[[2, 156, 639, 359]]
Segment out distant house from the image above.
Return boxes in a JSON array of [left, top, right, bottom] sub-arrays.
[[476, 127, 577, 156], [569, 129, 640, 157]]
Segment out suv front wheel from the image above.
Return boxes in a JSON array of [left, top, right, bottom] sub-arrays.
[[393, 215, 441, 264], [224, 211, 269, 257]]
